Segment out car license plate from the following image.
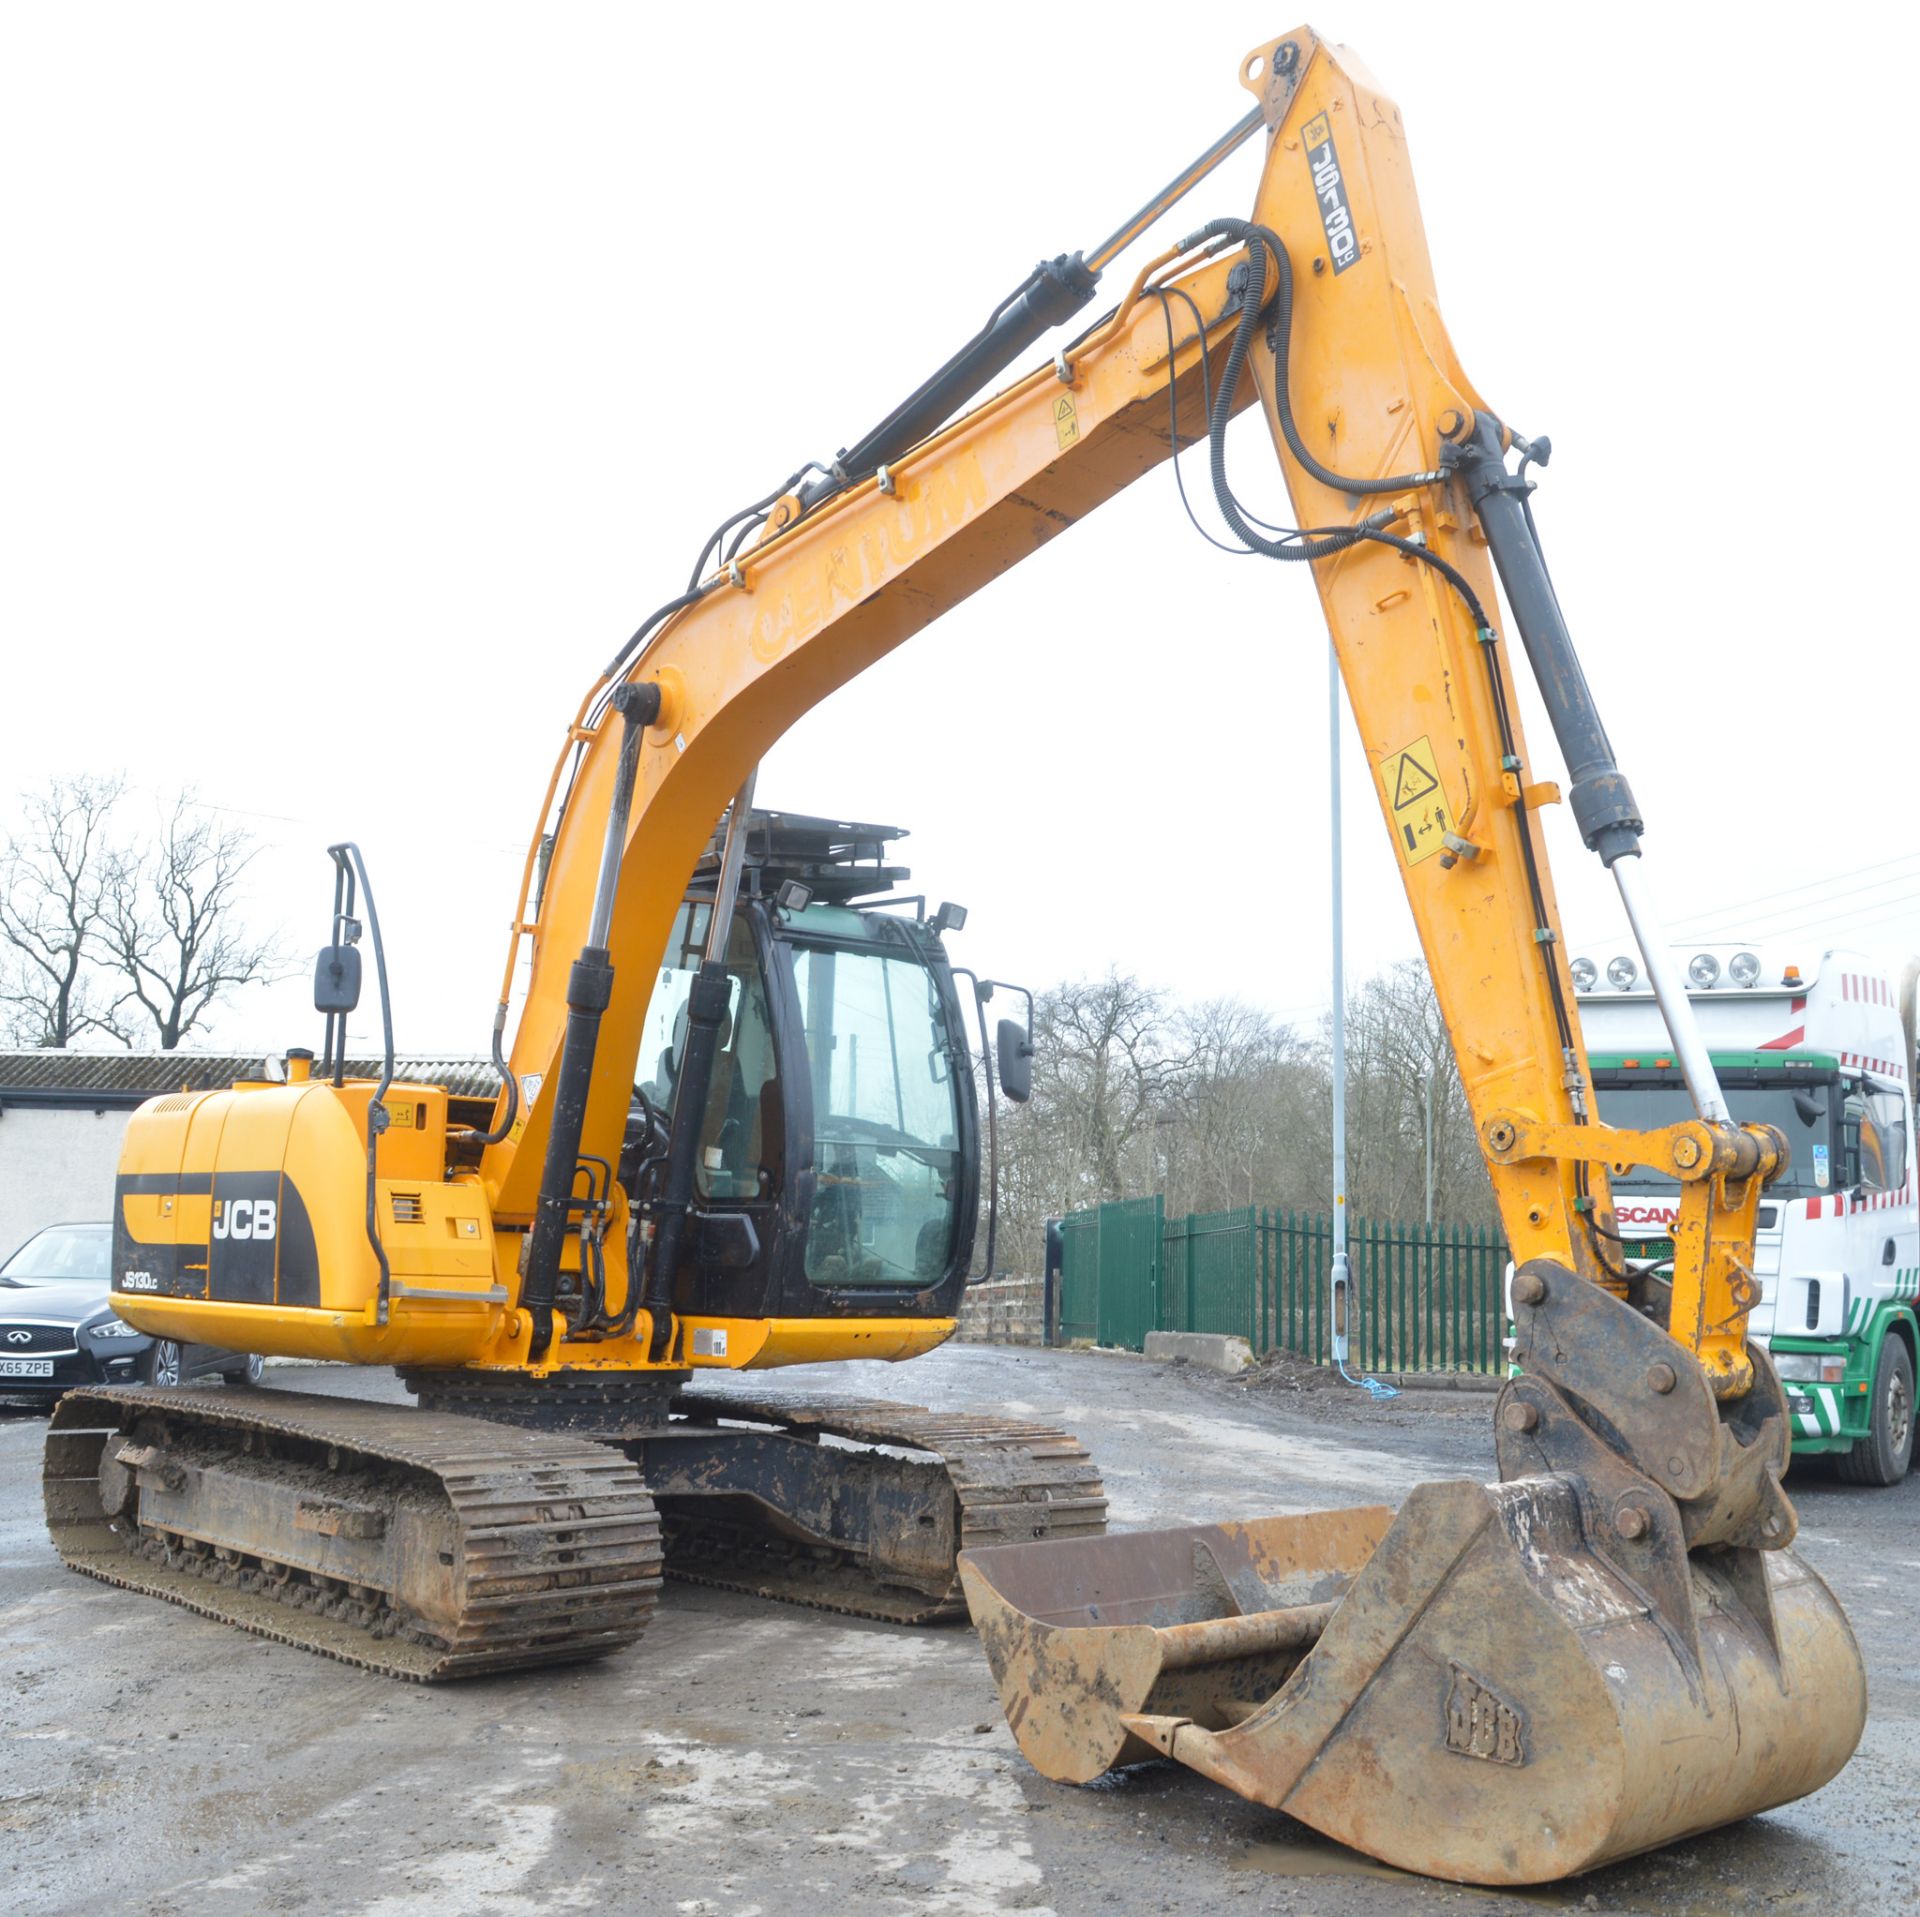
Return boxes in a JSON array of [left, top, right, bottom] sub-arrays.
[[0, 1358, 54, 1379]]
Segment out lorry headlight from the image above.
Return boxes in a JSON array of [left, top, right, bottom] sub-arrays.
[[1728, 951, 1761, 987], [1606, 956, 1638, 990], [1771, 1352, 1845, 1383], [1687, 953, 1721, 988], [1570, 957, 1597, 992]]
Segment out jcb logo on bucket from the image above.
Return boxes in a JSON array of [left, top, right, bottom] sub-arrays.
[[212, 1198, 278, 1242]]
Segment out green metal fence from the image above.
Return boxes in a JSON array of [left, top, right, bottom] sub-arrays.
[[1056, 1200, 1510, 1373], [1058, 1210, 1100, 1346], [1059, 1196, 1164, 1350]]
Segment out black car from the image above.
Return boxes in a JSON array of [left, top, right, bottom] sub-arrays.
[[0, 1221, 264, 1399]]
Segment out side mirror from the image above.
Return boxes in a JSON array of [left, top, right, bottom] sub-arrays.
[[1840, 1095, 1866, 1192], [996, 1018, 1033, 1104], [314, 943, 363, 1015]]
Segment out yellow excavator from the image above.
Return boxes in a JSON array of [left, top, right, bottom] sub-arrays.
[[46, 24, 1864, 1887]]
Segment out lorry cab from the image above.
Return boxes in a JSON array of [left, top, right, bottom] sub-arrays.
[[1573, 945, 1918, 1485]]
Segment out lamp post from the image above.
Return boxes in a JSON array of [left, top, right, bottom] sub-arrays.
[[1329, 644, 1350, 1368]]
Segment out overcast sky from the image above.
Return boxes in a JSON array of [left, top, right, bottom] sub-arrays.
[[6, 3, 1916, 1060]]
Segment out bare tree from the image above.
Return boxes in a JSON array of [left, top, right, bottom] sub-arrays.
[[99, 794, 284, 1050], [1332, 961, 1493, 1226], [1169, 999, 1295, 1213], [0, 776, 127, 1047], [1033, 971, 1191, 1206], [981, 955, 1497, 1274]]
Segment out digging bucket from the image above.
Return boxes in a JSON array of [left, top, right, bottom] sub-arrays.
[[961, 1477, 1865, 1885]]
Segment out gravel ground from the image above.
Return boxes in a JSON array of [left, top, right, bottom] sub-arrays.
[[1, 1343, 1913, 1916]]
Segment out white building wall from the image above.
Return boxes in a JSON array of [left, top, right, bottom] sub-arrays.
[[0, 1107, 131, 1258]]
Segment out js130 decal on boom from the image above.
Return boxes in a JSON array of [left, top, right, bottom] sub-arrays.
[[1576, 946, 1919, 1484]]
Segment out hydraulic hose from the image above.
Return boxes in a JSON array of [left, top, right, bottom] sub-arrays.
[[457, 1001, 521, 1148], [1189, 217, 1444, 509]]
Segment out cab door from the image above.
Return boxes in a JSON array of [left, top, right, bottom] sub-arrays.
[[1842, 1081, 1916, 1328], [635, 899, 786, 1321]]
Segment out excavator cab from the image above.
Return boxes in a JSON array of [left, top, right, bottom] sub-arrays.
[[619, 811, 987, 1330]]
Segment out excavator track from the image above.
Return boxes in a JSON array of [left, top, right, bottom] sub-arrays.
[[660, 1388, 1108, 1623], [43, 1386, 663, 1681]]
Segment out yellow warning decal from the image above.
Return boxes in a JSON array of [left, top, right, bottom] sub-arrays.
[[1053, 392, 1079, 450], [1379, 734, 1452, 867]]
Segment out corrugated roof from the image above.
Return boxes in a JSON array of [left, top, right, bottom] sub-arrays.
[[0, 1051, 502, 1101]]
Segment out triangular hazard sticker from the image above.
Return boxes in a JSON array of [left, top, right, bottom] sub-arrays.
[[1392, 755, 1439, 808]]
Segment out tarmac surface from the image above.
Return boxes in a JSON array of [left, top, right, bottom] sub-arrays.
[[2, 1342, 1914, 1916]]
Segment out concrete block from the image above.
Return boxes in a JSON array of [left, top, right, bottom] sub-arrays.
[[1143, 1331, 1254, 1374]]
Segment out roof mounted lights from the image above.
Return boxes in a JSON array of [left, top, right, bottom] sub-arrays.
[[1687, 952, 1721, 989], [1782, 963, 1804, 987], [1728, 951, 1762, 988], [1606, 955, 1638, 991], [1569, 956, 1598, 992]]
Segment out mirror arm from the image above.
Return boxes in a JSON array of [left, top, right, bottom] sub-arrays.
[[951, 967, 999, 1287]]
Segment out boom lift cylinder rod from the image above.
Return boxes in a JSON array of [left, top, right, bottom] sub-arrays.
[[522, 680, 660, 1359], [1454, 413, 1731, 1125], [640, 769, 758, 1361], [793, 105, 1267, 517], [796, 258, 1100, 510], [1609, 857, 1732, 1125]]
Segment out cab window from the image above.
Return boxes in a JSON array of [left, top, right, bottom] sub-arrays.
[[1594, 1079, 1834, 1199], [786, 938, 963, 1288], [1846, 1088, 1909, 1194], [638, 904, 781, 1203]]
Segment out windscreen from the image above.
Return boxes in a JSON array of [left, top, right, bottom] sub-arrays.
[[787, 940, 962, 1288], [1592, 1080, 1833, 1200], [1, 1224, 112, 1287]]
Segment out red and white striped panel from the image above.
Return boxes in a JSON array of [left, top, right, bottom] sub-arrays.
[[1839, 1049, 1909, 1084], [1841, 972, 1897, 1008], [1810, 1173, 1919, 1217]]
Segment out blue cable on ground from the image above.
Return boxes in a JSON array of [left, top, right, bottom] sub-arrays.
[[1337, 1357, 1399, 1400]]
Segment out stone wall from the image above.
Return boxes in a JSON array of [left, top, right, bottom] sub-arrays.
[[954, 1274, 1048, 1347]]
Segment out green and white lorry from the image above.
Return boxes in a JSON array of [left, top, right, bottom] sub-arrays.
[[1572, 944, 1918, 1485]]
